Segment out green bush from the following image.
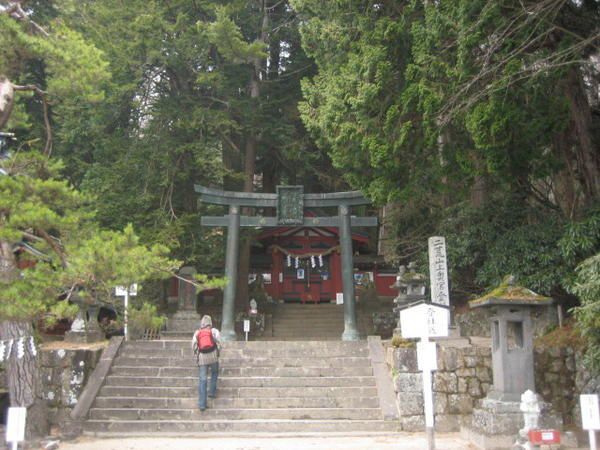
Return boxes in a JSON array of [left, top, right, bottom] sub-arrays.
[[570, 253, 600, 374], [129, 303, 167, 336]]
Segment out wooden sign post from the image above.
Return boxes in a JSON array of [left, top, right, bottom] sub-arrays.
[[581, 394, 600, 450], [115, 284, 138, 341], [5, 407, 26, 450], [400, 303, 449, 450]]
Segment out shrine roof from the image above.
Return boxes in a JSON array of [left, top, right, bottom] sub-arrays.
[[256, 211, 370, 243]]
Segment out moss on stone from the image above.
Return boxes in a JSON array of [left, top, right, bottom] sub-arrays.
[[469, 275, 551, 307]]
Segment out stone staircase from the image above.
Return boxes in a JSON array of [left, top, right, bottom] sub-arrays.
[[82, 339, 399, 436], [268, 303, 345, 340]]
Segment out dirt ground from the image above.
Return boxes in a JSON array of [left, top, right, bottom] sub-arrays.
[[46, 433, 477, 450]]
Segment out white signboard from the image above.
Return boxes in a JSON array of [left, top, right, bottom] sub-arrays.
[[400, 303, 449, 339], [243, 320, 250, 333], [581, 394, 600, 430], [115, 284, 138, 296], [428, 236, 450, 306], [6, 407, 26, 443], [336, 293, 344, 305]]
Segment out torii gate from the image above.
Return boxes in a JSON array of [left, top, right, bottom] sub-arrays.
[[196, 185, 377, 341]]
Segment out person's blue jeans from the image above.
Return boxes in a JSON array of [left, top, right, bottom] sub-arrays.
[[198, 362, 219, 410]]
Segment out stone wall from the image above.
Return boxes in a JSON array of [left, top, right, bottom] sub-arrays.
[[387, 341, 587, 433], [39, 346, 103, 428], [534, 346, 578, 427], [386, 342, 492, 432]]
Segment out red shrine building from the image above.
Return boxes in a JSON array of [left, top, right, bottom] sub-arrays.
[[169, 217, 397, 304], [248, 222, 396, 303]]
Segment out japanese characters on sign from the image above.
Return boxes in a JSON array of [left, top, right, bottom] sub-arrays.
[[428, 236, 450, 307], [400, 303, 449, 339]]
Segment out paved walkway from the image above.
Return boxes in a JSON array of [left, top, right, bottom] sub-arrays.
[[55, 433, 477, 450]]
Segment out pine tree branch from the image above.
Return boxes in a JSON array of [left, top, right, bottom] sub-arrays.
[[1, 1, 49, 37], [35, 228, 67, 269]]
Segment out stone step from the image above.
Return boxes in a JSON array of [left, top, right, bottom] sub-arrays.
[[258, 336, 345, 341], [93, 396, 381, 409], [117, 346, 369, 358], [269, 332, 345, 339], [84, 338, 395, 438], [270, 328, 344, 334], [121, 340, 367, 351], [98, 385, 379, 398], [273, 310, 344, 320], [89, 407, 382, 421], [103, 375, 376, 388], [83, 419, 400, 435], [113, 356, 370, 368], [110, 365, 374, 378]]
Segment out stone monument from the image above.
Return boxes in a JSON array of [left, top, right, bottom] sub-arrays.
[[462, 276, 559, 450]]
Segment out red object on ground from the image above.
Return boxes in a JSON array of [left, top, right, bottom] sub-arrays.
[[528, 429, 561, 444]]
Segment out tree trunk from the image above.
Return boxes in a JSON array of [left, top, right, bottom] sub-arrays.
[[0, 76, 15, 130], [551, 125, 582, 219], [470, 154, 488, 208], [564, 67, 600, 205], [0, 320, 48, 438], [235, 0, 269, 311], [0, 240, 49, 438], [236, 74, 260, 311]]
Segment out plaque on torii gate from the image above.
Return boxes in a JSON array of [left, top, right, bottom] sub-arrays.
[[196, 184, 378, 341]]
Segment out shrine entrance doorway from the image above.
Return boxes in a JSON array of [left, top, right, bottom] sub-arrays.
[[282, 253, 333, 303], [256, 224, 370, 304]]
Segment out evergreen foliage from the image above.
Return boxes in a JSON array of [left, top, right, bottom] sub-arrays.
[[2, 0, 600, 371]]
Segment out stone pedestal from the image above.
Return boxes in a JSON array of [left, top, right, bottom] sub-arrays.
[[165, 310, 201, 338], [166, 266, 201, 338], [462, 398, 523, 450], [64, 309, 104, 343]]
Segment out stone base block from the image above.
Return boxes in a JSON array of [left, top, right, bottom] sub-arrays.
[[461, 424, 518, 450], [461, 398, 522, 450], [400, 414, 425, 431], [434, 413, 462, 432]]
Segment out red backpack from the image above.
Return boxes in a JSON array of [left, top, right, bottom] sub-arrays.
[[195, 328, 216, 353]]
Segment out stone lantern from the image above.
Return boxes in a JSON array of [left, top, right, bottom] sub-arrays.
[[64, 293, 105, 343], [462, 276, 557, 450], [392, 262, 427, 335], [470, 275, 552, 402]]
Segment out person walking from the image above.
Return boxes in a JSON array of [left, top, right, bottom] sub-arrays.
[[192, 315, 220, 411]]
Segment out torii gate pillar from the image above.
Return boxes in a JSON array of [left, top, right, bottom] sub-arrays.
[[221, 205, 240, 341]]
